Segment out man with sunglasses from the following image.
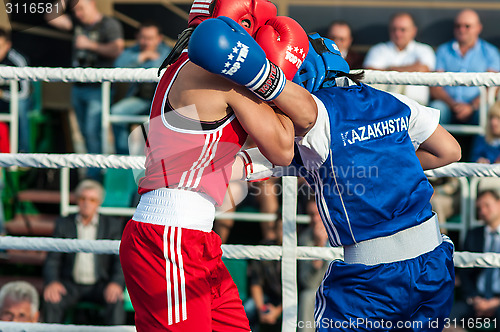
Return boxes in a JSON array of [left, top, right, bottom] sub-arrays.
[[430, 9, 500, 125], [43, 179, 126, 325]]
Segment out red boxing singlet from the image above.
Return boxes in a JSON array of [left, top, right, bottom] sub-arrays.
[[138, 51, 247, 206]]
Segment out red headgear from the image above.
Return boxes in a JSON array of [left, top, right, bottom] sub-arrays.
[[188, 0, 277, 36]]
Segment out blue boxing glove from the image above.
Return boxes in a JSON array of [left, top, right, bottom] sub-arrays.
[[188, 16, 286, 101]]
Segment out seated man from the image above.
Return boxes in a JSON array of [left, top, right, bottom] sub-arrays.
[[447, 190, 500, 332], [363, 12, 435, 105], [0, 281, 40, 322], [430, 9, 500, 124], [111, 21, 171, 155], [42, 180, 125, 325]]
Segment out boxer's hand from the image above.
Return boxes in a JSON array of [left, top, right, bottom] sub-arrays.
[[237, 147, 275, 182], [188, 16, 286, 101], [255, 16, 309, 80]]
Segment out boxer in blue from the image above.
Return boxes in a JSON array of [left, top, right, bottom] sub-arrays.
[[239, 35, 461, 331], [293, 39, 458, 332], [190, 17, 461, 330]]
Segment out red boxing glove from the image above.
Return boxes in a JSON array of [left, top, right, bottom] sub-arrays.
[[255, 16, 309, 80]]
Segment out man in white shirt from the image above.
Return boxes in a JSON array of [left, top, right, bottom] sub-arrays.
[[42, 180, 125, 325], [363, 12, 436, 105]]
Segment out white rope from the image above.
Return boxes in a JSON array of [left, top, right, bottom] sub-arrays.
[[2, 154, 500, 178], [0, 322, 135, 332], [0, 236, 342, 260], [0, 236, 495, 268], [453, 252, 500, 268], [424, 162, 500, 178], [0, 236, 119, 254], [0, 67, 158, 83], [2, 67, 500, 86], [0, 153, 145, 169], [362, 70, 500, 87]]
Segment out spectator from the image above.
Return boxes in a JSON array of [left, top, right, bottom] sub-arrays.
[[363, 12, 435, 105], [46, 0, 124, 178], [470, 101, 500, 163], [327, 20, 364, 69], [468, 100, 500, 192], [111, 21, 171, 155], [42, 179, 125, 325], [0, 281, 40, 322], [298, 199, 329, 332], [446, 190, 500, 332], [0, 28, 31, 152], [244, 215, 283, 331], [430, 9, 500, 125]]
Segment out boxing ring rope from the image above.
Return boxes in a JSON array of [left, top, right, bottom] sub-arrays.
[[4, 152, 500, 176], [0, 67, 498, 152], [3, 66, 500, 84], [2, 234, 500, 268], [1, 67, 500, 332], [0, 322, 136, 332]]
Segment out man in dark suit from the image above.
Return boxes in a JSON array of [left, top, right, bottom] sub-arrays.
[[43, 180, 125, 325], [448, 189, 500, 331]]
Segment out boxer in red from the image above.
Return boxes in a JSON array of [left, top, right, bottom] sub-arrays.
[[119, 1, 315, 330]]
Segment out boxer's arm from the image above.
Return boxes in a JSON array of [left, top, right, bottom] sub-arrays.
[[416, 125, 461, 170], [390, 91, 461, 169], [232, 95, 330, 181], [273, 83, 317, 136], [227, 86, 295, 166], [256, 16, 317, 136]]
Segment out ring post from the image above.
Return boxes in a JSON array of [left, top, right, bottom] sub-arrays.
[[282, 176, 298, 332]]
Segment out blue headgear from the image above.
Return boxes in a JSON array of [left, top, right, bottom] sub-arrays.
[[293, 33, 350, 93]]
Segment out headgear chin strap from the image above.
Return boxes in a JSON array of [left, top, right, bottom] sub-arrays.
[[293, 33, 350, 93]]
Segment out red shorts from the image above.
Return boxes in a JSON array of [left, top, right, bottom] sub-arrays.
[[120, 219, 250, 332]]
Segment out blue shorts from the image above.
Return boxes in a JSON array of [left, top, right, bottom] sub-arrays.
[[314, 239, 454, 331]]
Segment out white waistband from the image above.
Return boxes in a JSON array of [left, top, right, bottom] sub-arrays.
[[133, 188, 216, 232], [343, 213, 443, 265]]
